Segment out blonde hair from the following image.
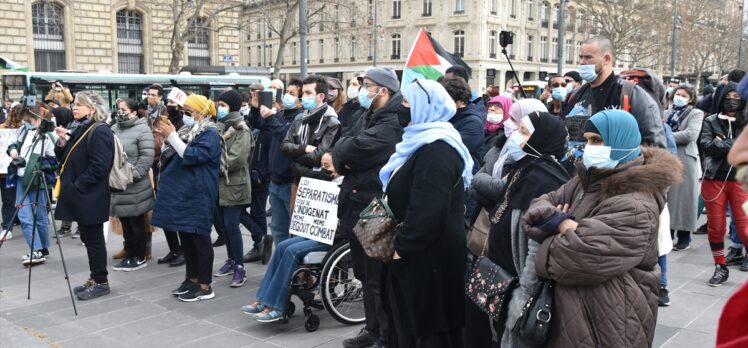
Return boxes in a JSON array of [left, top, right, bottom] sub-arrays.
[[74, 90, 110, 123]]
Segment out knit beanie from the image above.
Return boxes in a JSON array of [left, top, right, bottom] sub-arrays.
[[364, 67, 400, 93], [184, 95, 216, 117], [218, 89, 243, 112]]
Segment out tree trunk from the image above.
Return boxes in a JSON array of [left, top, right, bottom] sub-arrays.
[[168, 41, 185, 74]]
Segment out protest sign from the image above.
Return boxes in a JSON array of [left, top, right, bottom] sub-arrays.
[[289, 177, 340, 245], [0, 129, 16, 175]]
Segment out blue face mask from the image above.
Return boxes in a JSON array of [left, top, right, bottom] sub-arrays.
[[579, 64, 598, 83], [23, 121, 34, 131], [359, 87, 381, 110], [216, 106, 229, 120], [566, 84, 575, 94], [282, 93, 297, 109], [301, 96, 318, 111], [505, 131, 528, 162], [552, 87, 568, 101], [182, 115, 195, 127], [582, 145, 638, 169]]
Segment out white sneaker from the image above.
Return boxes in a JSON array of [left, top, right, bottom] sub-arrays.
[[22, 251, 46, 265], [1, 231, 12, 241]]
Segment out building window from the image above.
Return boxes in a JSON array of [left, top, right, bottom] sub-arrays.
[[116, 10, 144, 74], [551, 38, 558, 63], [510, 0, 517, 18], [454, 0, 465, 14], [565, 39, 573, 63], [576, 41, 582, 63], [247, 46, 251, 66], [490, 0, 497, 15], [335, 37, 340, 62], [422, 0, 432, 16], [391, 34, 401, 59], [392, 0, 401, 19], [306, 40, 310, 63], [256, 45, 261, 66], [319, 39, 324, 63], [350, 36, 356, 62], [540, 36, 547, 62], [453, 30, 465, 58], [368, 34, 373, 61], [292, 42, 297, 64], [32, 2, 66, 72], [527, 35, 534, 61], [489, 31, 497, 58], [552, 4, 559, 29], [527, 0, 534, 20], [507, 36, 515, 59], [540, 2, 548, 28], [368, 0, 374, 20], [577, 11, 585, 33], [187, 17, 210, 66]]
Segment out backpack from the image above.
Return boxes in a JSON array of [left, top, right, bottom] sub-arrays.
[[619, 68, 667, 112], [88, 122, 133, 192]]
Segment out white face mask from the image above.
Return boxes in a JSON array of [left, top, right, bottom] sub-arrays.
[[347, 85, 359, 100], [583, 145, 639, 170], [486, 112, 503, 124]]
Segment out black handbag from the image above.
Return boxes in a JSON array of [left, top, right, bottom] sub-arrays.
[[512, 278, 555, 347], [465, 170, 521, 321]]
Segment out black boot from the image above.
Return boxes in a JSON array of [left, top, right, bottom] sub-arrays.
[[169, 253, 186, 267]]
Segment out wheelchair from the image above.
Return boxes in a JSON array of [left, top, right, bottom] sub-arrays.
[[283, 241, 365, 332]]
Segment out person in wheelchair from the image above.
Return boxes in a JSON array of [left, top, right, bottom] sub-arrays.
[[242, 234, 335, 322]]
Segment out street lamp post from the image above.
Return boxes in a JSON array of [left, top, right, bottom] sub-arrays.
[[557, 0, 567, 75], [299, 0, 308, 78], [671, 0, 680, 80], [739, 0, 745, 68], [373, 0, 378, 67]]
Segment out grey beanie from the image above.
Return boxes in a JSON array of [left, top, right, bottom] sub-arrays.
[[364, 67, 400, 93]]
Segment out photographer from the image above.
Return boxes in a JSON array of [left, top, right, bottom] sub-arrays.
[[7, 105, 58, 265]]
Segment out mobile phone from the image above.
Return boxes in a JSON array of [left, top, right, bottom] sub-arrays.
[[260, 91, 274, 109], [160, 115, 172, 125]]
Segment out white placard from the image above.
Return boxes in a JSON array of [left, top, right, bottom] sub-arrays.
[[0, 129, 17, 175], [167, 87, 187, 107], [289, 177, 340, 245]]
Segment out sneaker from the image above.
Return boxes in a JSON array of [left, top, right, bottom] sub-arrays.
[[112, 258, 131, 271], [370, 340, 388, 348], [158, 251, 180, 264], [241, 302, 265, 315], [343, 328, 379, 348], [169, 253, 186, 267], [120, 257, 147, 272], [708, 265, 729, 287], [726, 247, 744, 266], [178, 285, 215, 302], [22, 251, 46, 265], [672, 242, 691, 251], [231, 265, 247, 287], [212, 235, 225, 247], [172, 278, 198, 296], [658, 286, 671, 306], [243, 248, 261, 263], [74, 278, 95, 294], [214, 260, 235, 277], [40, 248, 49, 257], [77, 282, 110, 300], [741, 258, 748, 272], [694, 223, 708, 235], [255, 310, 283, 323], [54, 227, 70, 238], [1, 230, 12, 241], [70, 228, 80, 239]]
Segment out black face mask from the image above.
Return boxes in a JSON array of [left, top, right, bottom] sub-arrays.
[[166, 105, 182, 120], [723, 98, 742, 113], [397, 105, 411, 127]]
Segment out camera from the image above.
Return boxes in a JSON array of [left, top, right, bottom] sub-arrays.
[[20, 95, 36, 108], [10, 157, 26, 169], [500, 31, 514, 48], [37, 118, 56, 133]]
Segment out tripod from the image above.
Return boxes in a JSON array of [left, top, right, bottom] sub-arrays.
[[502, 47, 528, 99], [0, 132, 78, 315]]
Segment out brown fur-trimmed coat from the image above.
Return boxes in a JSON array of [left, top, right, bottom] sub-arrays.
[[523, 147, 682, 348]]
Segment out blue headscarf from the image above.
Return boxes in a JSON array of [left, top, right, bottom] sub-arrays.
[[588, 109, 642, 165], [379, 79, 473, 191]]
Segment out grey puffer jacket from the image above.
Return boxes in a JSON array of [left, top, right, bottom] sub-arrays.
[[110, 117, 155, 217]]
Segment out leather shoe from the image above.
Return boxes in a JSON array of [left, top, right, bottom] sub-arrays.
[[244, 248, 261, 263], [212, 236, 226, 247], [169, 253, 186, 267], [158, 251, 179, 264]]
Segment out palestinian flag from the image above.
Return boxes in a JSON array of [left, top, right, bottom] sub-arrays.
[[401, 28, 472, 90]]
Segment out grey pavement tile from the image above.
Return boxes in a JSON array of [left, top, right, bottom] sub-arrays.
[[653, 325, 680, 348], [96, 312, 195, 342], [58, 332, 128, 348], [176, 329, 264, 348], [35, 321, 89, 343], [133, 320, 229, 347], [657, 290, 723, 329], [0, 318, 55, 348], [684, 297, 728, 335], [659, 328, 717, 348], [265, 325, 339, 348]]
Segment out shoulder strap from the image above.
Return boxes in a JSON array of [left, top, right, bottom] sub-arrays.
[[620, 80, 636, 112], [85, 122, 106, 153], [59, 122, 100, 175]]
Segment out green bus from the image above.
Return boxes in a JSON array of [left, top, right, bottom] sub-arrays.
[[1, 71, 271, 109]]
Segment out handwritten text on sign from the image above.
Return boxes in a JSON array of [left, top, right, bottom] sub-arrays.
[[289, 177, 340, 245], [0, 129, 17, 175]]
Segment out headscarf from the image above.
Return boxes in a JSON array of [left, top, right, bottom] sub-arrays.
[[587, 109, 642, 165], [379, 79, 473, 190], [184, 95, 217, 118], [484, 95, 513, 133], [505, 98, 548, 137], [524, 112, 568, 160]]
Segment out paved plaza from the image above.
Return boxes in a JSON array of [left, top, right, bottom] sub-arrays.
[[0, 218, 745, 348]]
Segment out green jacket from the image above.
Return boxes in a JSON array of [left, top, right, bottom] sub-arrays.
[[217, 111, 254, 207]]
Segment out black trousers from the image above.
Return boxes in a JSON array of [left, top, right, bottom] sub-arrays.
[[179, 232, 214, 285], [79, 223, 108, 284], [463, 297, 494, 348], [120, 215, 146, 259], [164, 230, 181, 253], [213, 206, 224, 239]]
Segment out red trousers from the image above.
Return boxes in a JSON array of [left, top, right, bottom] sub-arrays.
[[701, 179, 748, 264]]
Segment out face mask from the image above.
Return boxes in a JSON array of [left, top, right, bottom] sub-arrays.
[[142, 93, 148, 100], [216, 106, 229, 120], [506, 131, 528, 162], [673, 95, 689, 108], [566, 84, 575, 94], [240, 106, 250, 116], [552, 87, 568, 101], [282, 93, 297, 109], [23, 121, 34, 131], [167, 105, 181, 119], [115, 111, 130, 123], [359, 88, 381, 110], [397, 105, 411, 126], [723, 98, 742, 113], [486, 112, 503, 124], [347, 85, 359, 100], [579, 64, 598, 83], [503, 119, 518, 138], [666, 87, 675, 95], [326, 91, 338, 103], [583, 145, 638, 169], [301, 96, 319, 111], [182, 115, 195, 127]]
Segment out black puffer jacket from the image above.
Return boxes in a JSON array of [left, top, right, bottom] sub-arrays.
[[281, 104, 341, 180], [701, 82, 746, 181]]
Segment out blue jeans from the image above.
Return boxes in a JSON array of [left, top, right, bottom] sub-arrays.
[[728, 204, 743, 248], [269, 182, 292, 245], [219, 206, 245, 266], [1, 177, 15, 230], [256, 237, 329, 311], [658, 254, 668, 287], [16, 179, 49, 251], [240, 185, 268, 249]]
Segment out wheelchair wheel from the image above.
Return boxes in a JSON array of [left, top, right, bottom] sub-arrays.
[[286, 301, 296, 318], [304, 314, 320, 332], [320, 242, 366, 325]]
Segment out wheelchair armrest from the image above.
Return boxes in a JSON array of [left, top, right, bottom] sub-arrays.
[[303, 251, 327, 264]]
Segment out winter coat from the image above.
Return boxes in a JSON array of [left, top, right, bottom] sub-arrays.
[[248, 107, 301, 185], [450, 103, 485, 173], [46, 88, 74, 108], [110, 117, 154, 217], [666, 107, 704, 231], [250, 126, 271, 188], [151, 127, 221, 234], [338, 99, 363, 135], [524, 147, 681, 348], [54, 120, 115, 225], [385, 140, 467, 337], [470, 136, 508, 208], [333, 92, 404, 240], [281, 104, 341, 180], [701, 114, 745, 181], [217, 111, 254, 207]]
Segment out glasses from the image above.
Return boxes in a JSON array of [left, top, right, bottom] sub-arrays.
[[413, 79, 431, 104], [71, 102, 88, 109]]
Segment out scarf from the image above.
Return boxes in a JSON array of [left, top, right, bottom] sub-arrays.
[[162, 117, 227, 177], [299, 105, 327, 145], [666, 106, 690, 132]]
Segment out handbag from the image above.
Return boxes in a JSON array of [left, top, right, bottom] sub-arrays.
[[353, 195, 401, 263], [465, 170, 521, 320], [512, 278, 555, 347], [466, 208, 491, 256]]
